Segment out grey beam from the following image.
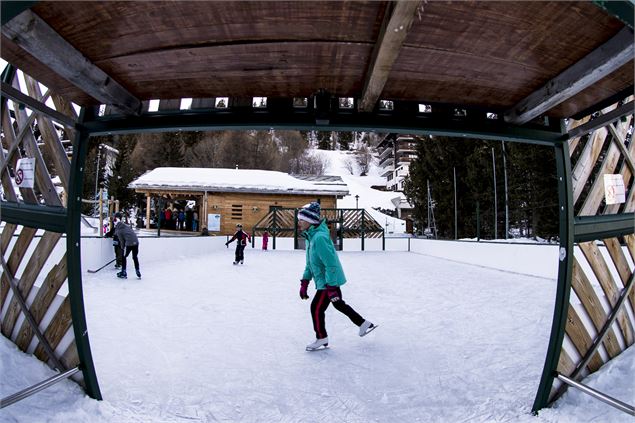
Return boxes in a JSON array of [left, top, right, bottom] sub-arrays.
[[2, 9, 141, 115], [505, 27, 634, 125], [0, 201, 68, 233], [1, 82, 76, 128], [566, 100, 634, 139], [358, 1, 421, 112]]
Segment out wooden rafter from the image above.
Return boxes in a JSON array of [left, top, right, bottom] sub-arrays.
[[505, 27, 634, 125], [2, 9, 141, 115], [358, 1, 421, 112]]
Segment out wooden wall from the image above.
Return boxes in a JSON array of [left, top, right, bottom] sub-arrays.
[[205, 192, 337, 235]]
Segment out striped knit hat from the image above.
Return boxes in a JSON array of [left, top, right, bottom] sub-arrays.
[[298, 202, 321, 224]]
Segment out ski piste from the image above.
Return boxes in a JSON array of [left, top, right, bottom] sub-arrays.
[[87, 258, 116, 273]]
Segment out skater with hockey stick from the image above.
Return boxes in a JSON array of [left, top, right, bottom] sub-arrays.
[[114, 212, 142, 279], [297, 202, 376, 351], [226, 223, 251, 264]]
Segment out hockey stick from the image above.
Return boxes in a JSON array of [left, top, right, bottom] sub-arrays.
[[87, 258, 116, 273]]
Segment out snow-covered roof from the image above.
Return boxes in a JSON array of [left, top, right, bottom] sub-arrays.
[[129, 167, 349, 197]]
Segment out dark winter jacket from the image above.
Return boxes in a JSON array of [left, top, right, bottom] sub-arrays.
[[301, 219, 346, 290], [114, 221, 139, 249], [105, 225, 119, 246], [226, 230, 251, 247]]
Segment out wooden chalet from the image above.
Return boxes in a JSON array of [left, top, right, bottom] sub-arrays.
[[128, 168, 349, 235]]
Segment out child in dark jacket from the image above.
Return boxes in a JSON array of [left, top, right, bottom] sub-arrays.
[[225, 224, 251, 264]]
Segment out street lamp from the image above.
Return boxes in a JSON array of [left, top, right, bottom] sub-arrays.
[[355, 194, 359, 209], [93, 144, 103, 217]]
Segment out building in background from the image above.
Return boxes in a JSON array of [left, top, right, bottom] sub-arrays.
[[129, 167, 348, 235], [376, 134, 419, 191]]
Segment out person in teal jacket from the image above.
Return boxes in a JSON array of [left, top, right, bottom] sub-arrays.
[[298, 202, 376, 351]]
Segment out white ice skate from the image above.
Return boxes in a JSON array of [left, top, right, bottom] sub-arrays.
[[305, 337, 329, 351], [359, 320, 377, 337]]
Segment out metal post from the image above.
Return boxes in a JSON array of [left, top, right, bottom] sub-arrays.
[[476, 201, 480, 241], [361, 210, 365, 251], [556, 373, 634, 416], [492, 147, 497, 239], [532, 140, 573, 413], [93, 145, 101, 217], [98, 188, 104, 236], [66, 106, 102, 400], [502, 141, 509, 239], [0, 367, 81, 409], [454, 167, 457, 240], [272, 207, 277, 250]]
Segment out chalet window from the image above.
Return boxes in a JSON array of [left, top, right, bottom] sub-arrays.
[[231, 204, 243, 220]]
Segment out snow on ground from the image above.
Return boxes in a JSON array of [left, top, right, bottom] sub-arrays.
[[316, 150, 408, 234], [2, 247, 633, 422]]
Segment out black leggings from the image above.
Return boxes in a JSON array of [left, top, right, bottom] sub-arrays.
[[310, 287, 364, 339], [235, 245, 246, 262], [122, 245, 139, 271]]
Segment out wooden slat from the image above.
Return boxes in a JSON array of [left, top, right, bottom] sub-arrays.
[[604, 116, 635, 214], [24, 74, 71, 192], [571, 258, 622, 358], [158, 99, 181, 111], [604, 238, 635, 331], [1, 232, 62, 339], [578, 115, 632, 215], [10, 77, 63, 207], [565, 306, 605, 372], [572, 128, 607, 205], [625, 234, 635, 262], [1, 100, 39, 204], [0, 227, 37, 313], [34, 295, 72, 362], [579, 241, 635, 346], [0, 223, 17, 255], [60, 342, 81, 378], [567, 115, 591, 156], [15, 254, 68, 352], [555, 347, 577, 377], [190, 98, 215, 109], [50, 92, 78, 141]]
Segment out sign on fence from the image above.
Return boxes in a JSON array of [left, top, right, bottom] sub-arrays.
[[15, 158, 35, 188], [603, 174, 625, 205]]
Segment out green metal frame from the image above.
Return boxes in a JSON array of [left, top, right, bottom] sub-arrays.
[[66, 107, 102, 400], [532, 141, 574, 413], [593, 1, 634, 29], [574, 213, 635, 242]]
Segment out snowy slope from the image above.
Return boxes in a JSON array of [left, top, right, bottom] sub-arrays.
[[315, 149, 408, 234], [1, 246, 633, 422]]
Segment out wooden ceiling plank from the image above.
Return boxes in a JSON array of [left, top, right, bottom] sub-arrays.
[[2, 10, 141, 115], [358, 1, 421, 112], [505, 27, 634, 125]]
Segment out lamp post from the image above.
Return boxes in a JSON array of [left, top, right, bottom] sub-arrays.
[[93, 144, 103, 217], [355, 194, 359, 209]]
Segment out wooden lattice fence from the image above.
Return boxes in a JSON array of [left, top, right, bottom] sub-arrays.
[[547, 98, 634, 405], [0, 66, 101, 405]]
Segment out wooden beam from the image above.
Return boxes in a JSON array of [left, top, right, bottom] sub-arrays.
[[505, 27, 634, 124], [358, 1, 421, 112], [1, 9, 141, 115]]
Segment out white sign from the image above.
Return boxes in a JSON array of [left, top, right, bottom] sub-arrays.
[[603, 174, 625, 205], [15, 158, 35, 188], [208, 214, 221, 232]]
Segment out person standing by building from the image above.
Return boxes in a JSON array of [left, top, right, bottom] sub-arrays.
[[297, 202, 376, 351], [262, 230, 269, 251], [225, 223, 251, 265], [114, 212, 142, 279]]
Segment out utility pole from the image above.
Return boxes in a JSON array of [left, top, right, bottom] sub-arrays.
[[492, 147, 497, 239], [502, 141, 509, 239], [453, 167, 457, 240]]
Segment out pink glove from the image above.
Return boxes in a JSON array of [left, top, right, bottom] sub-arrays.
[[325, 285, 341, 302], [300, 279, 309, 300]]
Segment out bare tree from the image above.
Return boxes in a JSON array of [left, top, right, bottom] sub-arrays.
[[344, 158, 356, 175], [356, 145, 372, 176]]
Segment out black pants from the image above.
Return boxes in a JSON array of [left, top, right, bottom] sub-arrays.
[[114, 244, 122, 267], [235, 245, 246, 262], [122, 244, 140, 271], [310, 287, 364, 339]]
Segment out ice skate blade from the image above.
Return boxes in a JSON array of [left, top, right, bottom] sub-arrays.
[[305, 345, 329, 352], [360, 324, 378, 337]]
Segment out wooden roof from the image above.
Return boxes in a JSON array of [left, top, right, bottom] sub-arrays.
[[1, 1, 633, 123]]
